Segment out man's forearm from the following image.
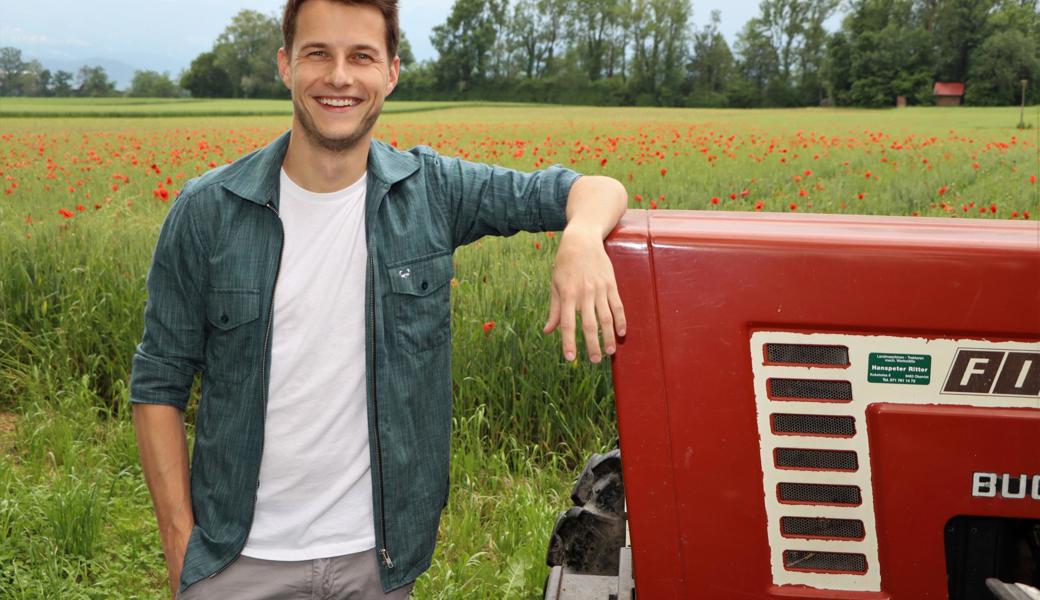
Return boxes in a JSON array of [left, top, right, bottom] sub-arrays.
[[133, 403, 194, 596], [563, 175, 628, 239]]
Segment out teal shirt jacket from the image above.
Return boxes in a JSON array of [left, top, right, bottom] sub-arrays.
[[129, 131, 582, 594]]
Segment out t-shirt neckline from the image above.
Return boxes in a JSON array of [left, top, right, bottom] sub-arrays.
[[280, 168, 367, 201]]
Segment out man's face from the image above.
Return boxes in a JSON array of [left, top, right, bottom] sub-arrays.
[[277, 0, 400, 153]]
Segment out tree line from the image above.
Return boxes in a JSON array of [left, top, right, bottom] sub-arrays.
[[0, 47, 182, 98], [400, 0, 1038, 107], [2, 0, 1037, 107]]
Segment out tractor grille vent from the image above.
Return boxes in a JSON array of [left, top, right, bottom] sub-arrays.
[[769, 378, 853, 401], [766, 344, 850, 367], [776, 448, 859, 471], [778, 482, 862, 506], [783, 550, 868, 574], [771, 413, 857, 437], [780, 517, 866, 540]]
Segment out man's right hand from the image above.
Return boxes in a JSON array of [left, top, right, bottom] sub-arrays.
[[132, 403, 194, 599]]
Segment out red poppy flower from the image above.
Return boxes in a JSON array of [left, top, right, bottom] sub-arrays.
[[483, 321, 496, 335]]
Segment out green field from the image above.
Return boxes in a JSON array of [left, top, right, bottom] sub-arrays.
[[1, 100, 1037, 599]]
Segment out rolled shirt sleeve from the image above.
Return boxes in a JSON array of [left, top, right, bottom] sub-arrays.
[[428, 152, 582, 248], [129, 186, 208, 412]]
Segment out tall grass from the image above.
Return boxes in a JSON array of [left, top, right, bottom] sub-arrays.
[[0, 103, 1035, 598]]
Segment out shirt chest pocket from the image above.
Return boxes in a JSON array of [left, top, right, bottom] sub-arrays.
[[387, 252, 454, 354], [204, 288, 262, 382]]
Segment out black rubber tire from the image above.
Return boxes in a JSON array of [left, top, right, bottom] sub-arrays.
[[545, 449, 626, 576]]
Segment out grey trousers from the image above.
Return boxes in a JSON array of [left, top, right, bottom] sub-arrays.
[[178, 549, 414, 600]]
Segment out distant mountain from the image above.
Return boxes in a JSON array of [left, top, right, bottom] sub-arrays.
[[25, 55, 148, 90]]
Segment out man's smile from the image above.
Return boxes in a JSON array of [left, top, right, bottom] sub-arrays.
[[315, 96, 363, 110]]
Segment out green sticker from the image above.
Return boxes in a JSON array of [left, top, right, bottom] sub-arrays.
[[868, 353, 931, 385]]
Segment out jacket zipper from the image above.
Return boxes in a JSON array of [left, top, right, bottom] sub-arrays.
[[369, 253, 393, 569], [257, 201, 284, 525], [190, 200, 284, 590]]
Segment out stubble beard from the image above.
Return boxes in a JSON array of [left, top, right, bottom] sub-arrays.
[[294, 95, 383, 153]]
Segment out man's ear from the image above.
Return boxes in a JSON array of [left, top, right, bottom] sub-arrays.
[[385, 55, 401, 97], [277, 47, 292, 90]]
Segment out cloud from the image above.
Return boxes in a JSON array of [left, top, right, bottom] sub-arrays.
[[0, 25, 89, 48]]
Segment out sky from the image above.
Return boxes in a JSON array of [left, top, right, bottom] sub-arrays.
[[0, 0, 794, 86]]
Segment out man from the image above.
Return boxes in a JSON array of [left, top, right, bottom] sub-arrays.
[[130, 0, 627, 598]]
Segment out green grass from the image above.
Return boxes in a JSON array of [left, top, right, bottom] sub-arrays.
[[0, 102, 1037, 598]]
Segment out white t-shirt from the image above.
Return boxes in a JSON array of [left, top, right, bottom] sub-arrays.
[[240, 169, 375, 560]]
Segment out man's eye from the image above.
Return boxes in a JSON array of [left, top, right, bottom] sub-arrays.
[[308, 50, 327, 57], [355, 53, 372, 61]]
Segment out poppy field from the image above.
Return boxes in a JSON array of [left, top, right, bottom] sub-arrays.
[[0, 101, 1037, 599]]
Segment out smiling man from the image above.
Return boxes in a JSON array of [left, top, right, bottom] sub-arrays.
[[130, 1, 627, 599]]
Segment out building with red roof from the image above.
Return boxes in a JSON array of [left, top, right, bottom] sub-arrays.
[[933, 82, 965, 106]]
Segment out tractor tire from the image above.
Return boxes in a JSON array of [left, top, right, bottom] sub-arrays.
[[546, 449, 626, 576]]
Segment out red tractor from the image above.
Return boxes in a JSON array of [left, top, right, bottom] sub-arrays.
[[545, 210, 1040, 600]]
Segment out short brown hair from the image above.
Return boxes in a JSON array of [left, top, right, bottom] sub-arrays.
[[282, 0, 400, 59]]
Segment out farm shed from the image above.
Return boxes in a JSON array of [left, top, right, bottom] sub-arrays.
[[933, 82, 965, 106]]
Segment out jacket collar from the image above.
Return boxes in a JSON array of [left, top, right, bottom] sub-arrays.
[[220, 130, 420, 208]]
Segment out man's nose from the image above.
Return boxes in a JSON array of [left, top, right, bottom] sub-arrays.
[[325, 56, 354, 87]]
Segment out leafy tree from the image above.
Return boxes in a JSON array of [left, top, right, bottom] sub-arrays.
[[213, 9, 285, 98], [929, 0, 997, 83], [568, 0, 627, 81], [431, 0, 507, 94], [734, 17, 781, 106], [398, 32, 416, 67], [508, 0, 568, 79], [823, 31, 854, 104], [963, 0, 1040, 105], [827, 0, 933, 106], [966, 31, 1040, 105], [77, 65, 117, 97], [797, 0, 840, 105], [37, 69, 53, 96], [628, 0, 692, 105], [52, 70, 75, 96], [686, 10, 736, 106], [18, 60, 47, 96], [181, 51, 234, 98], [0, 47, 25, 96], [129, 70, 181, 98], [735, 0, 838, 106]]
